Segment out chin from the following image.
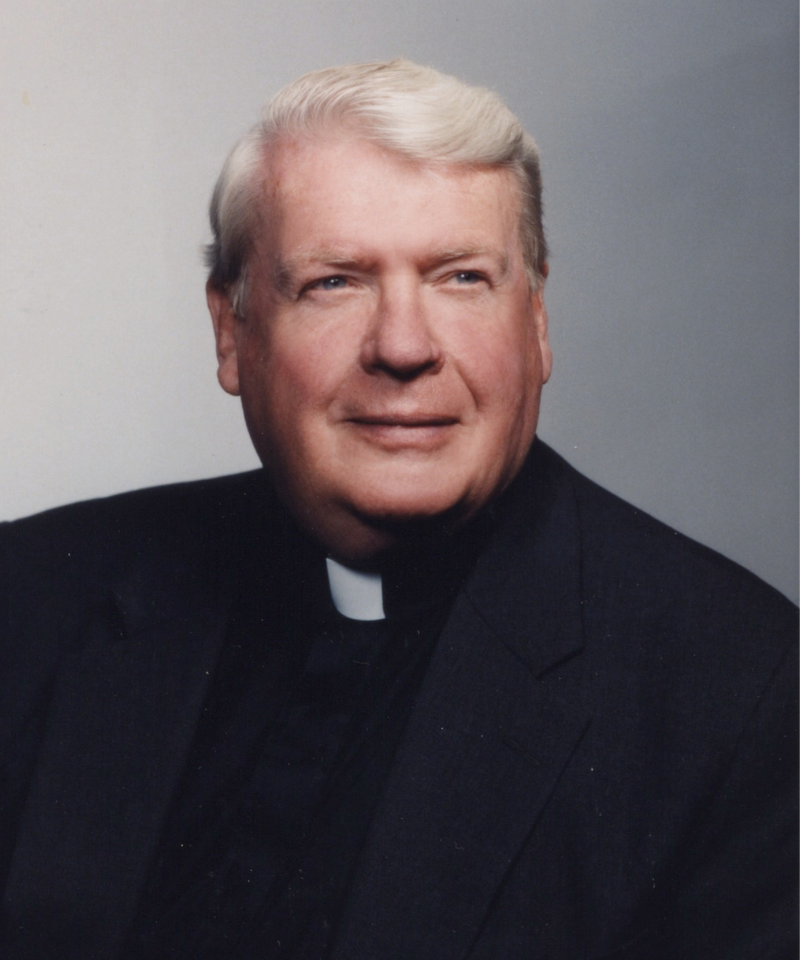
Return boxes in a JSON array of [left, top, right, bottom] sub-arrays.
[[346, 478, 476, 527]]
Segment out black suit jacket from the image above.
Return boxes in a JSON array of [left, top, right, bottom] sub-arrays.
[[0, 441, 796, 959]]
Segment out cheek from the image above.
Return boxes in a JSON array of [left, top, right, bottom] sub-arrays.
[[459, 320, 541, 415], [239, 323, 350, 431]]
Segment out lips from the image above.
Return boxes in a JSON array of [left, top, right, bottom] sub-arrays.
[[345, 413, 459, 450], [349, 414, 458, 427]]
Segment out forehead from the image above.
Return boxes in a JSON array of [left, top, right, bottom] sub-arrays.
[[254, 136, 524, 255]]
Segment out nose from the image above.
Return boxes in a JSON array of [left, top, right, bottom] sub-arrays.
[[360, 280, 443, 380]]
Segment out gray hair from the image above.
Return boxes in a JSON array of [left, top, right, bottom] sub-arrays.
[[205, 58, 547, 314]]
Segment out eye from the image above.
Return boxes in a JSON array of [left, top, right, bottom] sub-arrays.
[[307, 274, 349, 292], [452, 270, 485, 285]]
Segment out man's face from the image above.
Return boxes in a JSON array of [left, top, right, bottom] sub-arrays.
[[209, 136, 552, 563]]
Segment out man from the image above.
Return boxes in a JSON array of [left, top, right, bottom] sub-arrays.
[[0, 59, 796, 960]]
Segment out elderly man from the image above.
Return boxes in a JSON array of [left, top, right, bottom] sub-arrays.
[[0, 60, 796, 960]]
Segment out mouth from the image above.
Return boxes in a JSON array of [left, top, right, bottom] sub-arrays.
[[351, 414, 458, 427], [346, 414, 459, 449]]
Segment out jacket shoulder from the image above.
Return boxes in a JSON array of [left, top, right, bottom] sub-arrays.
[[2, 469, 264, 548], [0, 471, 269, 623], [533, 444, 797, 733], [557, 447, 797, 630]]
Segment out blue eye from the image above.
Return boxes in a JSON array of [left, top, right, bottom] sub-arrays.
[[454, 271, 482, 284], [316, 275, 347, 290]]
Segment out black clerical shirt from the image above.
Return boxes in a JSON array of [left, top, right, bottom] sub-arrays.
[[123, 514, 487, 960]]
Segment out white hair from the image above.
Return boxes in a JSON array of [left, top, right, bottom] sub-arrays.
[[206, 58, 547, 314]]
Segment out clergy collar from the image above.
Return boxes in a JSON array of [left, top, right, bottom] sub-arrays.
[[322, 506, 496, 625], [325, 558, 386, 621]]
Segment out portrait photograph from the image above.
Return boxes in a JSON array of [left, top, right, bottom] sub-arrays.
[[0, 0, 796, 957]]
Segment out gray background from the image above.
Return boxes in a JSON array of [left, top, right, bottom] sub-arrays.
[[1, 0, 797, 602]]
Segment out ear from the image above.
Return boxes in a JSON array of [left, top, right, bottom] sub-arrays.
[[207, 281, 242, 396], [531, 268, 552, 384]]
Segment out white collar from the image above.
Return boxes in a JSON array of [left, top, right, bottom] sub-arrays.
[[325, 557, 386, 621]]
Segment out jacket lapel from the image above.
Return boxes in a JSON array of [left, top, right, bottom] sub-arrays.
[[2, 575, 227, 960], [334, 442, 590, 960]]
